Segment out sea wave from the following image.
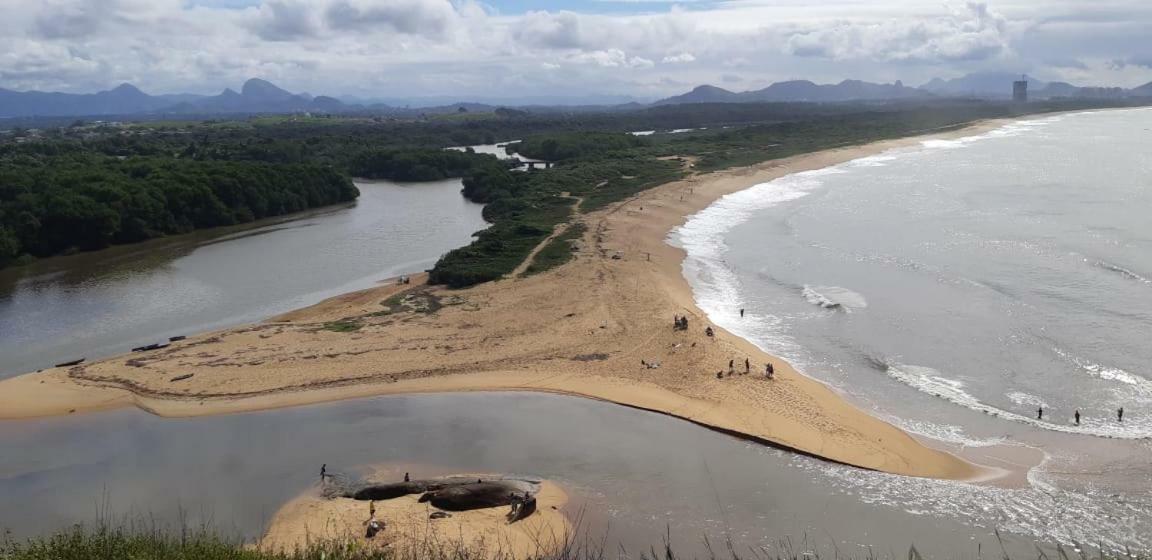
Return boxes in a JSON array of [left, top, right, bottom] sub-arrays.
[[801, 285, 867, 311], [882, 361, 1151, 439], [1052, 347, 1152, 400], [1094, 260, 1152, 284], [799, 448, 1152, 552]]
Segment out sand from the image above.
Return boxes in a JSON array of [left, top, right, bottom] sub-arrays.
[[0, 121, 1013, 480], [259, 475, 570, 559]]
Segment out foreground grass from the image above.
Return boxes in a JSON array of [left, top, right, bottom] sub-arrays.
[[2, 526, 1147, 560]]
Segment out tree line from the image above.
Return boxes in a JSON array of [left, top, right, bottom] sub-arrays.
[[0, 151, 357, 267]]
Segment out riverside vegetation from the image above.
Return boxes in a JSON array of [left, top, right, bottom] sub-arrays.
[[2, 97, 1148, 277]]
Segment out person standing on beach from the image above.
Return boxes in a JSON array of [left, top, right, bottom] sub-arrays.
[[320, 464, 327, 483], [404, 472, 410, 482], [744, 358, 750, 374], [1074, 410, 1081, 426], [1118, 407, 1124, 422], [765, 362, 775, 379]]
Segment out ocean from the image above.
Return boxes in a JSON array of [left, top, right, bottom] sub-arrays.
[[674, 108, 1152, 545]]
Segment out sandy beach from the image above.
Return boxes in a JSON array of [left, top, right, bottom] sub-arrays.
[[0, 121, 1013, 480], [259, 470, 570, 559]]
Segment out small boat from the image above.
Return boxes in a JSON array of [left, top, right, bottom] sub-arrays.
[[168, 335, 186, 342], [54, 358, 85, 368]]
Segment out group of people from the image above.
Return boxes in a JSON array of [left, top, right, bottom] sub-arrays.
[[717, 357, 774, 379], [673, 315, 690, 331], [1037, 406, 1126, 425], [506, 491, 537, 523]]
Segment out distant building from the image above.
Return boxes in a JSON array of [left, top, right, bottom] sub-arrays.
[[1013, 77, 1028, 102]]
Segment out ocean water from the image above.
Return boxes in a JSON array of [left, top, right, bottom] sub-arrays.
[[674, 108, 1152, 539]]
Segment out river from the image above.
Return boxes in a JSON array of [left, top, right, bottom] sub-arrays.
[[0, 179, 488, 378]]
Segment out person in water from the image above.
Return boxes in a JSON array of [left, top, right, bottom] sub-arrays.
[[1118, 407, 1124, 422], [1037, 406, 1043, 420], [740, 308, 745, 318], [320, 464, 327, 482], [1074, 410, 1081, 426]]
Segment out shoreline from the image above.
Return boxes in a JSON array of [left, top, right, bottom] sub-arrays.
[[0, 118, 1029, 481]]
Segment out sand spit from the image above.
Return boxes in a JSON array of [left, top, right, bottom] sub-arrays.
[[0, 122, 1016, 480]]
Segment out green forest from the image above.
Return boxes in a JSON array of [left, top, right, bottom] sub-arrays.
[[0, 152, 357, 266]]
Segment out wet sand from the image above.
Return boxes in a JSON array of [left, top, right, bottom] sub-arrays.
[[0, 121, 1013, 480]]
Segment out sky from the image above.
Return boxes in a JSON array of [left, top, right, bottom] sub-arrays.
[[2, 0, 1150, 101]]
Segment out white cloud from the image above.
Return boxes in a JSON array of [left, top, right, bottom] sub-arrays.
[[0, 0, 1149, 99], [568, 49, 655, 69], [662, 52, 696, 64]]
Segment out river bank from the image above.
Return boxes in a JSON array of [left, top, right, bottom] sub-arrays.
[[0, 121, 1012, 480]]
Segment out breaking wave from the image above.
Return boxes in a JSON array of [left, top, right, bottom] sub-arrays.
[[882, 361, 1151, 439], [802, 285, 868, 311], [1095, 260, 1152, 284]]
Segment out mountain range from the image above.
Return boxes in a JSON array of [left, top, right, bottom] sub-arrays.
[[2, 74, 1151, 119], [656, 72, 1152, 106]]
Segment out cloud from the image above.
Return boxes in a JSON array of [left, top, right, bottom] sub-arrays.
[[568, 49, 654, 69], [250, 0, 319, 41], [662, 52, 696, 64], [1, 0, 1150, 99], [784, 2, 1009, 63], [325, 0, 456, 36]]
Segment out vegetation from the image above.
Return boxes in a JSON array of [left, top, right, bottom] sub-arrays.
[[347, 149, 499, 182], [0, 524, 1145, 560], [0, 152, 357, 267], [510, 132, 645, 161], [4, 96, 1150, 273], [522, 223, 587, 277], [429, 156, 681, 287]]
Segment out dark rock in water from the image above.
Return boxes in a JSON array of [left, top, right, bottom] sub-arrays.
[[422, 482, 523, 511]]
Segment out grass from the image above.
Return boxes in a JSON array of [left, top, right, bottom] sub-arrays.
[[521, 223, 587, 277], [321, 319, 364, 333], [1, 524, 1146, 560]]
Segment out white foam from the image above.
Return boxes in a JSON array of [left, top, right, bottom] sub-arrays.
[[801, 285, 867, 311], [894, 419, 1007, 448], [1006, 391, 1048, 408], [630, 130, 655, 136], [885, 362, 1151, 439], [1052, 347, 1152, 400], [800, 450, 1152, 552]]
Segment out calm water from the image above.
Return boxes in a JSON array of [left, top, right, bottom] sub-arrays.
[[2, 392, 1145, 555], [675, 108, 1152, 544], [0, 179, 487, 378]]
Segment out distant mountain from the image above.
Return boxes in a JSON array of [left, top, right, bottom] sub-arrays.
[[1127, 81, 1152, 97], [920, 72, 1046, 98], [0, 83, 180, 117], [0, 78, 346, 118], [655, 79, 928, 106], [657, 85, 741, 105], [168, 79, 343, 114]]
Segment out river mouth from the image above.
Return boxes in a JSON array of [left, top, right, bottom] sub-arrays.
[[3, 390, 1142, 556]]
